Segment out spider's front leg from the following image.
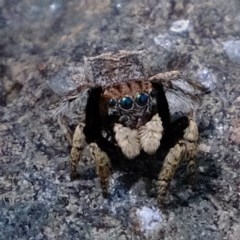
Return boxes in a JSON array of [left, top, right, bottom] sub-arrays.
[[88, 143, 112, 196], [69, 123, 85, 180], [157, 116, 199, 205], [83, 87, 113, 197], [58, 115, 74, 146]]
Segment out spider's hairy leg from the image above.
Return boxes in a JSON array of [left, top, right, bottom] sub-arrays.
[[88, 143, 112, 196], [149, 70, 181, 84], [83, 87, 103, 142], [151, 81, 171, 133], [183, 118, 199, 184], [157, 116, 199, 205], [70, 123, 85, 180], [149, 70, 207, 92], [58, 115, 73, 146], [157, 142, 186, 204], [83, 86, 116, 196]]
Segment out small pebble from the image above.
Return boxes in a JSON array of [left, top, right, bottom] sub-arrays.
[[153, 33, 173, 49], [170, 20, 192, 35], [196, 67, 217, 91], [132, 206, 163, 238], [223, 40, 240, 64]]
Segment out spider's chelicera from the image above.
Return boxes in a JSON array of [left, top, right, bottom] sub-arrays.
[[51, 50, 207, 205]]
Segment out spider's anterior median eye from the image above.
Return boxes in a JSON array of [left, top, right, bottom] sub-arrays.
[[108, 99, 117, 107], [119, 96, 134, 110], [135, 92, 149, 107]]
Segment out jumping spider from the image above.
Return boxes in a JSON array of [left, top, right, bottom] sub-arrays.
[[49, 50, 207, 204]]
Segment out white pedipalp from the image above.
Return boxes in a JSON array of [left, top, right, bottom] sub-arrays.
[[114, 114, 163, 158], [139, 114, 163, 155], [114, 123, 141, 159]]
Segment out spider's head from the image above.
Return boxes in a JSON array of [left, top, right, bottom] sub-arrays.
[[102, 80, 157, 128]]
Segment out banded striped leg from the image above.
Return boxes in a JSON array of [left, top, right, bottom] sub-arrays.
[[70, 123, 85, 180], [88, 143, 112, 197], [157, 118, 198, 205], [58, 115, 73, 146], [184, 119, 199, 185]]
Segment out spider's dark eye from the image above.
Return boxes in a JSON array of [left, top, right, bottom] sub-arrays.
[[150, 89, 157, 97], [119, 96, 134, 110], [108, 99, 117, 107], [135, 92, 149, 107]]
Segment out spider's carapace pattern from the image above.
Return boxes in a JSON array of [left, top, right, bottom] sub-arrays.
[[49, 50, 208, 204]]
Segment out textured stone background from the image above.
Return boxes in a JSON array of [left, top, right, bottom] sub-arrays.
[[0, 0, 239, 239]]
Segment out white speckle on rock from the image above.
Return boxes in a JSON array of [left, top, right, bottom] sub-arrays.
[[170, 20, 192, 35], [198, 143, 211, 153], [223, 40, 240, 64], [50, 3, 58, 12], [135, 206, 163, 237], [196, 67, 217, 91], [153, 33, 173, 49]]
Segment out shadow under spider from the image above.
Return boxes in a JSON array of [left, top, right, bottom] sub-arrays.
[[108, 150, 221, 207]]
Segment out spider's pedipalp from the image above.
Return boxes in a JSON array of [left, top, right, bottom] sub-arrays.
[[114, 123, 140, 159], [139, 114, 163, 155]]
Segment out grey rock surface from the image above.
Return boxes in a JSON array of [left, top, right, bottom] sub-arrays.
[[0, 0, 239, 239], [223, 40, 240, 64]]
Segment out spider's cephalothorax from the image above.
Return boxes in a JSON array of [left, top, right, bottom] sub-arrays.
[[70, 78, 198, 204], [50, 50, 207, 205]]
